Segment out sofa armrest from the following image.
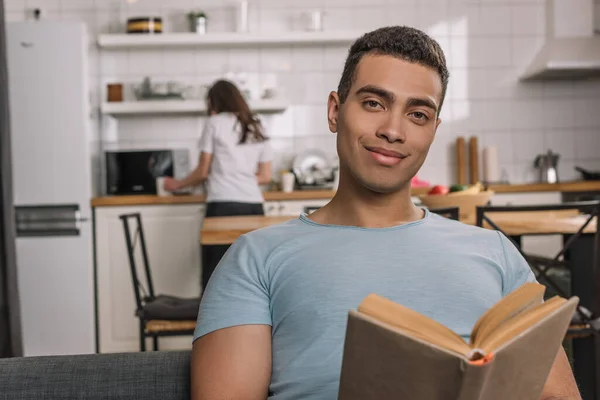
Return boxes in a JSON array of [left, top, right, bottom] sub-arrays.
[[0, 350, 192, 400]]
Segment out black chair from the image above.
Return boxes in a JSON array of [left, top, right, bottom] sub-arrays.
[[475, 201, 600, 326], [430, 207, 460, 221], [120, 213, 201, 351]]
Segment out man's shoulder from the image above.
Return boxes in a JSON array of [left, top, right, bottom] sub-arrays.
[[426, 212, 482, 230], [426, 212, 503, 244], [424, 213, 526, 284], [235, 217, 308, 251]]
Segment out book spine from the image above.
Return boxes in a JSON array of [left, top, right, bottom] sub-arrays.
[[456, 360, 493, 400]]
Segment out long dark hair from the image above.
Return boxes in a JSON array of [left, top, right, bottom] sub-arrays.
[[206, 80, 267, 144]]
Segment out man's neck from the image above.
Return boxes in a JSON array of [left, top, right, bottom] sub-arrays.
[[310, 174, 423, 229]]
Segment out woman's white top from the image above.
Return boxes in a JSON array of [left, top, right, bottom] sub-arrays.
[[198, 112, 273, 203]]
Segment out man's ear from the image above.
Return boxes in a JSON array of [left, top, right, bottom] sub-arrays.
[[433, 117, 442, 137], [327, 91, 340, 133]]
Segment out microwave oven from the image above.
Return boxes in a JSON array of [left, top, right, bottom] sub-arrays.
[[105, 149, 190, 195]]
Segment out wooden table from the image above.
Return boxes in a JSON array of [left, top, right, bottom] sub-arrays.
[[200, 211, 597, 245]]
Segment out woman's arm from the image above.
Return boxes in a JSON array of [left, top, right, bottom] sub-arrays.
[[164, 152, 213, 192], [256, 161, 272, 185]]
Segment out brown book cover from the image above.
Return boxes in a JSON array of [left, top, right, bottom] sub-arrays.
[[338, 291, 578, 400]]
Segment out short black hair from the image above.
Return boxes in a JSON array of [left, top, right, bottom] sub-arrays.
[[337, 26, 450, 115]]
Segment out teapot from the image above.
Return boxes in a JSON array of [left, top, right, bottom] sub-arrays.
[[534, 150, 560, 184]]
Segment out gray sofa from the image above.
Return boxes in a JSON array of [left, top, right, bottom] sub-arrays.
[[0, 350, 191, 400]]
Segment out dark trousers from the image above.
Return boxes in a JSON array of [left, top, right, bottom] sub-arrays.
[[201, 201, 264, 291]]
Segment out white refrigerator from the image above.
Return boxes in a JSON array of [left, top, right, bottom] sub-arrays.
[[6, 21, 95, 356]]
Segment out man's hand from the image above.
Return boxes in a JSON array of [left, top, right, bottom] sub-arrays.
[[191, 325, 271, 400], [540, 347, 581, 400]]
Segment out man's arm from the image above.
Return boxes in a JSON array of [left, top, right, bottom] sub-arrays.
[[191, 324, 272, 400], [496, 233, 581, 400], [540, 347, 581, 400]]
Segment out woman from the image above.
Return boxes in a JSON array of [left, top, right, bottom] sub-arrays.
[[163, 79, 272, 290]]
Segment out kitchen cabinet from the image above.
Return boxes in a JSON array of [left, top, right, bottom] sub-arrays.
[[94, 204, 204, 353], [264, 201, 280, 216], [280, 199, 330, 215], [264, 199, 330, 216], [490, 192, 562, 206]]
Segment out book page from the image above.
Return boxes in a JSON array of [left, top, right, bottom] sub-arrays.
[[470, 283, 545, 348], [477, 296, 567, 352], [358, 294, 472, 356]]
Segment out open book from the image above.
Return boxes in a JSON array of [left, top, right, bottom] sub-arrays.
[[338, 283, 579, 400]]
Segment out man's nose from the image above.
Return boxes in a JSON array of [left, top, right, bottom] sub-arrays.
[[376, 114, 406, 143]]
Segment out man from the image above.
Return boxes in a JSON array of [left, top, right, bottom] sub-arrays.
[[190, 26, 581, 400]]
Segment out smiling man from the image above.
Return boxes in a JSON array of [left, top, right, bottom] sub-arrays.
[[190, 26, 581, 400]]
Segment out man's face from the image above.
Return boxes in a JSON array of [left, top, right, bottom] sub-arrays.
[[328, 54, 443, 194]]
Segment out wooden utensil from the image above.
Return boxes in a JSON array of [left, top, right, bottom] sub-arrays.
[[469, 136, 479, 184], [456, 137, 466, 185]]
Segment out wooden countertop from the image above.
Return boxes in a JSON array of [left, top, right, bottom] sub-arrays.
[[91, 180, 600, 207], [201, 210, 597, 245], [90, 190, 337, 207], [487, 181, 600, 193]]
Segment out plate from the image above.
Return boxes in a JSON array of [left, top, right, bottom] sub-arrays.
[[292, 149, 332, 186]]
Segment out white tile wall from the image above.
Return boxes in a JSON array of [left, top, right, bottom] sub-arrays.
[[4, 0, 600, 190]]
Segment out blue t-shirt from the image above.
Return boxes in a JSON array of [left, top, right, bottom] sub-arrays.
[[194, 209, 536, 400]]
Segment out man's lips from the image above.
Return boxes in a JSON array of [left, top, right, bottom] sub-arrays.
[[365, 146, 407, 166]]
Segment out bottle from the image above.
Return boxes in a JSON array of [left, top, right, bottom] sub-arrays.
[[236, 1, 249, 33]]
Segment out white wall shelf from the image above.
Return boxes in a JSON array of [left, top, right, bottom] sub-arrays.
[[100, 98, 289, 116], [97, 31, 362, 49]]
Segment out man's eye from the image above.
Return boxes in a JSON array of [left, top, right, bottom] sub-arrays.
[[411, 112, 429, 120], [364, 100, 382, 109]]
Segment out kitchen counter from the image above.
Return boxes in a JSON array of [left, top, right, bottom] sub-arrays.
[[90, 190, 338, 207], [90, 181, 600, 207], [487, 181, 600, 193]]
